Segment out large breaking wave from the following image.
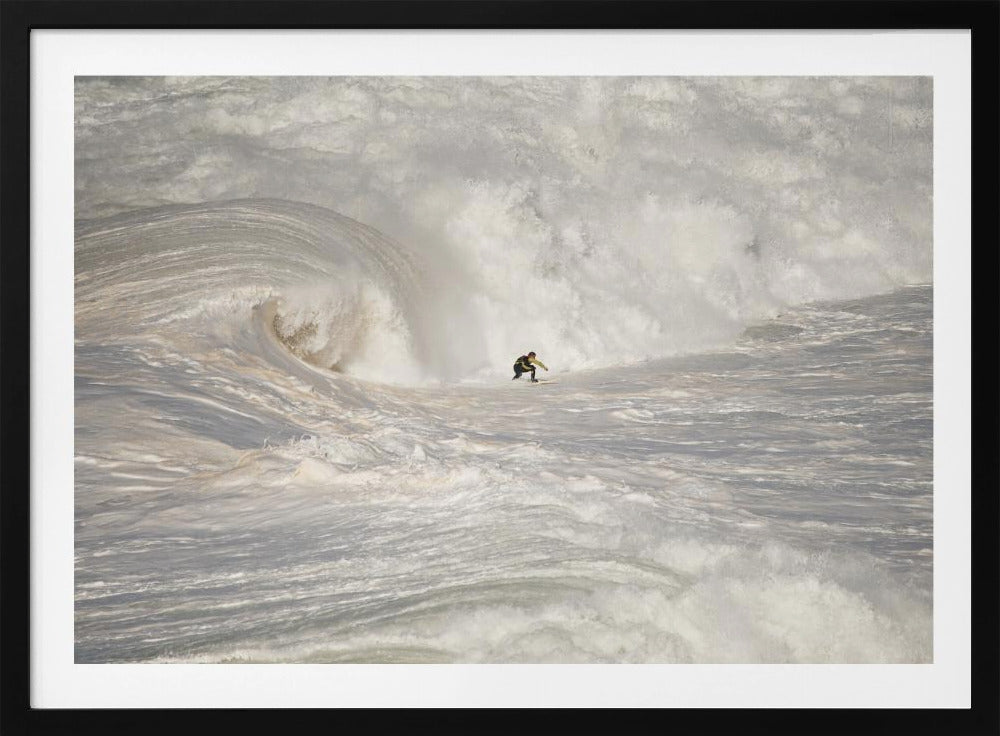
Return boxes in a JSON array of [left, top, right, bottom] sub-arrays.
[[75, 77, 933, 384], [76, 200, 432, 385], [75, 187, 929, 388]]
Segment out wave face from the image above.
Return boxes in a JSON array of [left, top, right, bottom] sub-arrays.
[[76, 77, 933, 379], [76, 199, 445, 384]]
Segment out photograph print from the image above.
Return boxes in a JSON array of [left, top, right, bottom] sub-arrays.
[[74, 75, 933, 665]]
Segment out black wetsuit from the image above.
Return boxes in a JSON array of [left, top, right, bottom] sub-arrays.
[[512, 355, 544, 381]]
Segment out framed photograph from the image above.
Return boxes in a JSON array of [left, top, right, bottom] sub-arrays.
[[3, 0, 997, 732]]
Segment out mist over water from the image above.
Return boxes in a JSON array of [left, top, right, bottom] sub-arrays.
[[75, 77, 933, 664], [76, 76, 932, 382]]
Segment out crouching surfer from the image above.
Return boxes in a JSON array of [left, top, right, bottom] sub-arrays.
[[512, 351, 548, 382]]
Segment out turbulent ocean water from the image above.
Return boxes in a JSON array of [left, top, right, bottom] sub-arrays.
[[74, 77, 933, 663]]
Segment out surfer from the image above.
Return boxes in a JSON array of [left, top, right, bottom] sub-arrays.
[[512, 351, 548, 382]]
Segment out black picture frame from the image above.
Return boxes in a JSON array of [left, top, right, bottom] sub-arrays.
[[2, 1, 997, 733]]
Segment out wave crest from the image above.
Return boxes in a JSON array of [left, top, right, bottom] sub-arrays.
[[75, 199, 427, 385]]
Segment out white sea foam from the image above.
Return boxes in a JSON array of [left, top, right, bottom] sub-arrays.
[[76, 77, 932, 382]]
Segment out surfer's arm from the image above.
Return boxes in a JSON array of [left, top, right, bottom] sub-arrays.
[[531, 358, 548, 370]]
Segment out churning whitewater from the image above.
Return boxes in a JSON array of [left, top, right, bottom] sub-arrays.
[[75, 77, 932, 663]]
